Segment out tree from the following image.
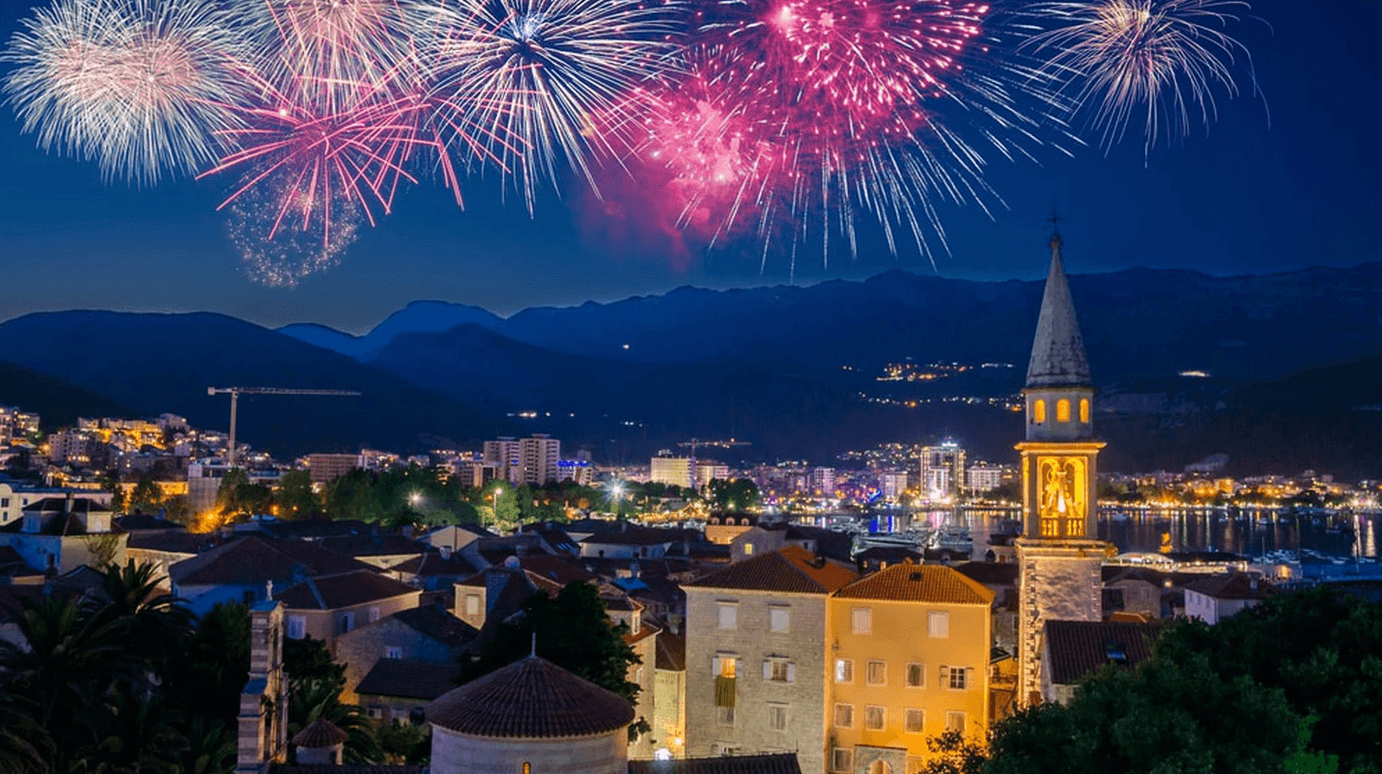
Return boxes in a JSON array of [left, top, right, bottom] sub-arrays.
[[130, 475, 163, 513], [463, 581, 648, 739], [276, 469, 320, 519], [165, 602, 250, 725], [287, 678, 381, 763], [109, 485, 128, 515], [709, 478, 760, 511], [284, 635, 345, 692]]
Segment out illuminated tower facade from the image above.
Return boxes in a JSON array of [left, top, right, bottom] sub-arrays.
[[1015, 232, 1112, 706]]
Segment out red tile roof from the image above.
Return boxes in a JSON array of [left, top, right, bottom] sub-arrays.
[[292, 719, 348, 748], [356, 659, 463, 701], [684, 546, 857, 594], [426, 656, 634, 739], [275, 569, 419, 611], [1044, 620, 1159, 685], [835, 564, 994, 605], [1183, 572, 1279, 601], [170, 535, 368, 586]]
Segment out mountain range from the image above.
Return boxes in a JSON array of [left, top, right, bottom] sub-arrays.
[[4, 263, 1382, 477]]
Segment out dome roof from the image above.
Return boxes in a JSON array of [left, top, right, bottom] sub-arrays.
[[426, 656, 634, 739], [292, 718, 348, 748]]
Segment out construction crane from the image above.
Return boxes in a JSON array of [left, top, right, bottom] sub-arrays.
[[676, 438, 751, 458], [207, 387, 361, 468]]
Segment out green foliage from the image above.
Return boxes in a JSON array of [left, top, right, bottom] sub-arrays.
[[377, 721, 431, 764], [283, 635, 345, 692], [165, 602, 250, 725], [463, 581, 647, 736], [276, 469, 320, 519], [919, 731, 987, 774], [216, 468, 273, 520], [129, 476, 163, 513], [708, 478, 760, 510], [287, 678, 381, 764], [109, 485, 128, 515]]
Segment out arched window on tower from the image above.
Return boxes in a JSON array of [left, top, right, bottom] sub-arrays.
[[523, 764, 531, 774], [1056, 400, 1071, 423], [1032, 399, 1046, 424], [1080, 399, 1090, 423]]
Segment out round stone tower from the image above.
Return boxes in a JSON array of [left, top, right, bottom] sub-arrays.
[[425, 655, 635, 774]]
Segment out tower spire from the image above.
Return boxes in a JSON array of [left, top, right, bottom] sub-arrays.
[[1026, 230, 1090, 388]]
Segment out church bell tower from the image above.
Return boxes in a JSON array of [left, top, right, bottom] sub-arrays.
[[1015, 231, 1112, 706]]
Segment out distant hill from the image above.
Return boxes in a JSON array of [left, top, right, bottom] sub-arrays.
[[0, 361, 129, 429], [283, 263, 1382, 386], [280, 300, 504, 361], [0, 312, 510, 457]]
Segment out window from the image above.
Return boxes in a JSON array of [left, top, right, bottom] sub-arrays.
[[770, 607, 790, 633], [869, 760, 892, 774], [906, 755, 926, 774], [717, 706, 736, 726], [337, 612, 355, 635], [832, 748, 854, 773], [835, 658, 854, 683], [852, 607, 872, 634], [834, 703, 854, 728], [768, 704, 788, 731], [928, 611, 949, 638], [865, 705, 885, 730], [946, 712, 966, 734], [941, 665, 969, 690], [367, 707, 382, 720], [763, 659, 793, 683], [465, 594, 481, 616], [368, 606, 381, 624], [1, 498, 8, 507], [1033, 399, 1047, 423], [287, 615, 306, 640], [242, 589, 256, 605], [523, 764, 530, 774], [743, 543, 755, 556], [714, 656, 737, 678], [718, 603, 738, 630], [385, 646, 402, 660], [905, 708, 924, 734], [1080, 398, 1090, 423], [716, 743, 743, 757], [1057, 399, 1071, 423], [906, 662, 925, 688], [866, 660, 886, 686]]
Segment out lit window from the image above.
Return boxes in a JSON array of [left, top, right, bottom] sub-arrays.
[[770, 607, 790, 633], [946, 712, 966, 734], [465, 595, 480, 616], [1080, 398, 1090, 423], [906, 663, 925, 688], [368, 606, 381, 623], [942, 666, 969, 690], [1033, 399, 1047, 423], [865, 705, 885, 730], [718, 603, 738, 630], [866, 660, 886, 686], [287, 616, 306, 639], [852, 607, 872, 634], [768, 704, 788, 731], [832, 748, 854, 773], [714, 656, 737, 678], [835, 659, 854, 683], [834, 703, 854, 728], [743, 543, 755, 556], [385, 646, 402, 660], [905, 708, 924, 734], [1057, 399, 1071, 423], [523, 764, 530, 774], [928, 611, 949, 638]]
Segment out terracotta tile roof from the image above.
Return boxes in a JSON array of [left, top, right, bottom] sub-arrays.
[[170, 535, 369, 586], [426, 656, 634, 738], [655, 629, 686, 671], [684, 547, 857, 594], [519, 555, 597, 585], [628, 753, 803, 774], [292, 718, 348, 748], [356, 659, 463, 700], [955, 561, 1020, 587], [1183, 572, 1279, 601], [580, 524, 680, 546], [392, 551, 483, 578], [318, 534, 427, 559], [275, 569, 419, 610], [1044, 620, 1159, 685], [257, 519, 373, 540], [835, 564, 994, 605], [115, 514, 184, 531], [391, 606, 478, 646]]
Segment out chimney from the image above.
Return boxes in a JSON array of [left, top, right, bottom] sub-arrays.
[[65, 492, 74, 514], [440, 545, 452, 561]]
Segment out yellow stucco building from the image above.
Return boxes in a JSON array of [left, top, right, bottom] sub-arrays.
[[827, 564, 993, 774]]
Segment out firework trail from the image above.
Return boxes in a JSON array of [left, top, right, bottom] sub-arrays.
[[428, 0, 684, 210], [3, 0, 246, 184], [1020, 0, 1260, 155]]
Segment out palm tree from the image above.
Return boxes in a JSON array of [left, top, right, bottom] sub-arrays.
[[287, 678, 383, 763]]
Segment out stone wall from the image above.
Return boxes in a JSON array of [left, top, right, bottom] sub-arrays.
[[430, 727, 628, 774]]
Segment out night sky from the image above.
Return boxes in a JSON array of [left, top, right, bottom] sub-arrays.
[[0, 0, 1378, 334]]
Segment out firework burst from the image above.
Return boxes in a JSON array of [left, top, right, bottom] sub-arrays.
[[1020, 0, 1260, 154], [3, 0, 247, 183]]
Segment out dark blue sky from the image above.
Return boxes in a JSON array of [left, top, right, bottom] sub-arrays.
[[1, 0, 1378, 333]]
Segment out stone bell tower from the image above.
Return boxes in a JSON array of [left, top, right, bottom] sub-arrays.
[[1014, 230, 1113, 706]]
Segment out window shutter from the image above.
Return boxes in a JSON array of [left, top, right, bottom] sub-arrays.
[[966, 667, 975, 689], [713, 657, 722, 675], [763, 660, 772, 680], [786, 663, 796, 683], [939, 665, 950, 685]]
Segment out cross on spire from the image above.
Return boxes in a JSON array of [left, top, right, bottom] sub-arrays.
[[1048, 208, 1064, 249]]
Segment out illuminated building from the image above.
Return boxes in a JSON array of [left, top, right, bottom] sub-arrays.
[[519, 434, 561, 485], [809, 467, 836, 496], [919, 443, 966, 501], [696, 462, 730, 489], [965, 465, 1005, 494], [1014, 232, 1113, 707], [308, 453, 362, 484], [651, 456, 697, 490], [827, 564, 994, 772], [484, 437, 521, 483], [876, 471, 908, 502]]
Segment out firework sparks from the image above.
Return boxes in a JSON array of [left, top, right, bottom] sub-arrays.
[[1020, 0, 1260, 154], [3, 0, 246, 184], [228, 178, 361, 286]]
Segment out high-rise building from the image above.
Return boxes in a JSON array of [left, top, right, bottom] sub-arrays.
[[695, 461, 730, 489], [876, 471, 908, 502], [919, 443, 966, 501], [519, 434, 561, 485], [809, 467, 836, 496], [965, 464, 1005, 494], [484, 437, 522, 483], [651, 456, 696, 490], [1014, 232, 1112, 707], [307, 453, 362, 484]]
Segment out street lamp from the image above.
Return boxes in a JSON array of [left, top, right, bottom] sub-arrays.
[[491, 485, 505, 524]]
